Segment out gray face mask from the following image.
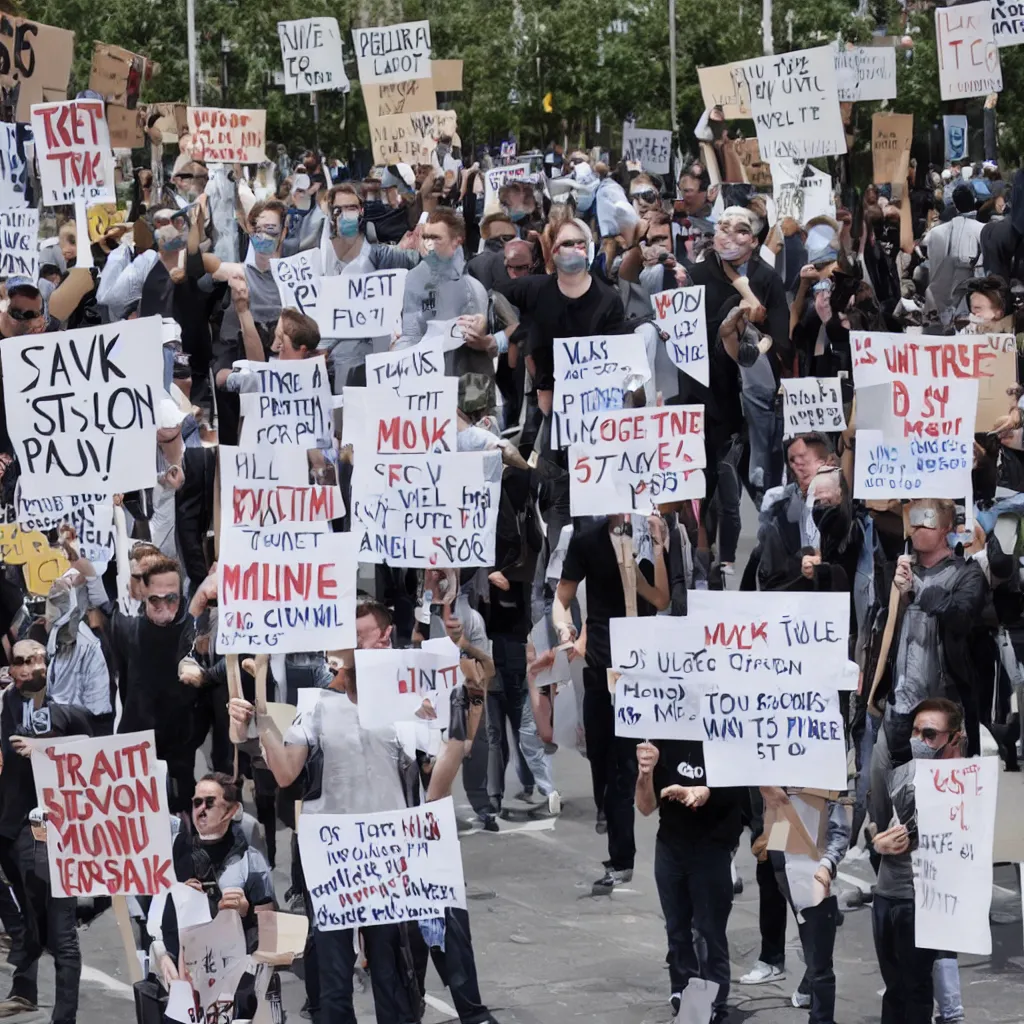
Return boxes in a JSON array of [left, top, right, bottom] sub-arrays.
[[910, 736, 945, 760]]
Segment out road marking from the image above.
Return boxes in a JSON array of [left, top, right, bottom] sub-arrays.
[[424, 993, 459, 1017], [80, 964, 134, 998], [836, 871, 873, 893]]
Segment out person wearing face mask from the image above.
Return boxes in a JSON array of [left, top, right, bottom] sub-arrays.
[[868, 698, 966, 1024], [467, 212, 518, 290], [0, 639, 92, 1023], [168, 161, 209, 207], [498, 181, 544, 239]]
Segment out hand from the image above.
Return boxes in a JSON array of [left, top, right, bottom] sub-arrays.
[[570, 631, 586, 663], [230, 276, 250, 313], [158, 952, 179, 988], [813, 866, 832, 896], [218, 886, 250, 917], [488, 571, 510, 592], [227, 697, 255, 729], [184, 878, 205, 893], [660, 784, 702, 805], [872, 824, 909, 856], [189, 566, 219, 616], [893, 555, 913, 596], [10, 737, 33, 759], [159, 464, 184, 491], [646, 514, 668, 551], [681, 785, 710, 809], [527, 647, 556, 683], [989, 407, 1022, 438], [673, 265, 690, 288], [398, 226, 421, 250], [442, 604, 465, 647], [179, 659, 205, 687], [801, 553, 821, 579], [636, 741, 659, 776], [415, 698, 437, 721], [457, 314, 492, 351], [760, 786, 790, 810], [799, 263, 820, 280], [555, 622, 577, 646]]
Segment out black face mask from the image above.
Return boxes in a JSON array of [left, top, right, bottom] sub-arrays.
[[18, 669, 47, 694], [484, 237, 505, 253], [363, 199, 384, 215]]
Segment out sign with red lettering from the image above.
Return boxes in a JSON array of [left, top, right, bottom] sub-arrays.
[[31, 730, 173, 898], [650, 286, 708, 386], [568, 406, 707, 516], [186, 106, 267, 164], [851, 331, 1012, 389], [354, 644, 462, 733], [30, 99, 115, 206], [936, 1, 1003, 101], [217, 527, 357, 652]]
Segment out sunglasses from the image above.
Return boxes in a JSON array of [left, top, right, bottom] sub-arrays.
[[631, 189, 659, 203], [492, 233, 517, 245], [556, 239, 587, 251], [176, 173, 207, 182], [911, 727, 949, 743], [505, 262, 532, 271], [8, 307, 42, 321], [192, 796, 218, 810], [147, 593, 180, 608], [10, 654, 43, 667]]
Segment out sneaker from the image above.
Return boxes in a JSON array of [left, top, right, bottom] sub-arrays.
[[513, 788, 538, 803], [721, 562, 735, 576], [479, 814, 499, 832], [547, 791, 561, 815], [0, 996, 37, 1017], [711, 1010, 730, 1024], [791, 990, 811, 1009], [591, 868, 632, 895], [739, 961, 785, 985], [670, 992, 682, 1016], [595, 810, 608, 834]]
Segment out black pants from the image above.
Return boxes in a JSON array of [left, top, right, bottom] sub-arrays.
[[0, 827, 81, 1023], [653, 835, 733, 1012], [756, 856, 787, 966], [487, 635, 533, 805], [871, 893, 936, 1024], [315, 924, 416, 1024], [582, 674, 637, 870], [796, 895, 838, 1024], [410, 908, 490, 1023]]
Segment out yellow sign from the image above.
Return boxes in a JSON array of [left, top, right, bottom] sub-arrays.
[[0, 523, 69, 596], [87, 204, 127, 244]]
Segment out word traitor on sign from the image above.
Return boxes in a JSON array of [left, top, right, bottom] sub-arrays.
[[351, 21, 432, 85], [299, 797, 466, 929], [277, 17, 350, 95], [31, 730, 173, 897], [30, 99, 115, 206]]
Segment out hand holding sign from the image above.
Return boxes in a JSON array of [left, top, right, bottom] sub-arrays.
[[636, 741, 659, 776]]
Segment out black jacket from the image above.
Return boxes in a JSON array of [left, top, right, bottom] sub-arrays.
[[176, 445, 217, 595]]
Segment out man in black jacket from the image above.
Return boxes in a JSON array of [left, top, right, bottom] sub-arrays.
[[0, 640, 92, 1022]]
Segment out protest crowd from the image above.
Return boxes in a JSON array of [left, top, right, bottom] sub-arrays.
[[1, 7, 1024, 1024]]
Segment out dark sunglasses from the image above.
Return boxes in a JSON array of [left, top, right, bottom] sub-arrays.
[[912, 727, 948, 743], [505, 262, 532, 271], [192, 796, 218, 810], [147, 593, 180, 608], [10, 654, 43, 667], [492, 233, 517, 244], [631, 189, 659, 203], [176, 173, 207, 182], [8, 307, 42, 322], [556, 239, 586, 250]]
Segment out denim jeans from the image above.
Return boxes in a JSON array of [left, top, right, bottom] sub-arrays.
[[0, 826, 81, 1023], [871, 893, 936, 1024], [487, 635, 533, 804], [314, 924, 417, 1024], [518, 688, 555, 795], [932, 957, 964, 1022], [653, 835, 734, 1011], [795, 895, 838, 1024]]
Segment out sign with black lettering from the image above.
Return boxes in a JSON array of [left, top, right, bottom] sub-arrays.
[[351, 20, 431, 85], [0, 208, 37, 276], [316, 269, 407, 340], [277, 17, 350, 95]]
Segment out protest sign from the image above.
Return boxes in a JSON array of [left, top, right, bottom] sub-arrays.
[[936, 2, 1003, 100], [0, 522, 69, 595], [217, 527, 357, 653], [0, 208, 37, 277], [147, 101, 188, 144], [87, 42, 150, 108], [15, 491, 116, 568], [736, 139, 772, 188], [483, 161, 531, 208], [697, 62, 751, 119], [944, 115, 969, 161], [772, 173, 835, 225], [913, 757, 998, 955], [0, 18, 74, 122], [351, 21, 432, 85], [834, 45, 897, 102], [278, 18, 349, 95], [364, 338, 445, 392], [237, 358, 333, 449], [568, 406, 706, 517], [432, 59, 463, 92], [553, 335, 652, 448], [650, 286, 708, 386], [700, 685, 848, 788], [271, 250, 321, 320], [186, 107, 266, 163], [106, 103, 147, 151], [351, 449, 501, 567], [361, 379, 458, 456], [86, 203, 126, 244], [220, 445, 344, 530], [31, 730, 173, 897], [0, 316, 163, 499], [180, 911, 249, 1024], [299, 796, 466, 929], [781, 377, 846, 438], [354, 644, 461, 733], [369, 109, 457, 166], [871, 113, 914, 188], [31, 99, 115, 206], [621, 127, 672, 174], [0, 124, 28, 209], [854, 423, 974, 500], [743, 47, 846, 160], [975, 334, 1018, 430], [361, 78, 436, 118], [316, 269, 407, 340], [993, 0, 1024, 44]]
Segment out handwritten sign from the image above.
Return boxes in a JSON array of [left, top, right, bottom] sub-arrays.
[[351, 21, 432, 85], [553, 335, 652, 448], [944, 115, 969, 161], [354, 644, 462, 733], [217, 527, 357, 653], [650, 286, 708, 386], [621, 127, 672, 174], [568, 406, 706, 516], [773, 168, 835, 225], [871, 113, 914, 188], [834, 46, 897, 102], [913, 757, 998, 955], [936, 1, 1003, 100], [0, 124, 28, 209], [316, 269, 407, 340], [361, 78, 436, 118], [0, 208, 37, 276], [15, 492, 115, 568], [483, 161, 531, 208], [1, 316, 163, 499], [31, 730, 173, 897], [179, 911, 248, 1024], [299, 797, 466, 929], [0, 18, 75, 123], [186, 107, 266, 164], [736, 139, 772, 188], [271, 250, 321, 320], [278, 18, 349, 95], [0, 522, 69, 595], [31, 99, 115, 206], [369, 109, 456, 166], [219, 445, 344, 530], [697, 62, 751, 119], [744, 47, 846, 160], [781, 378, 846, 438], [993, 0, 1024, 45], [237, 358, 333, 449]]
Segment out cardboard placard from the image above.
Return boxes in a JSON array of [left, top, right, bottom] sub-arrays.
[[735, 138, 771, 187], [146, 101, 188, 144], [871, 112, 913, 187], [0, 18, 75, 123], [106, 103, 146, 150], [431, 58, 463, 92], [361, 78, 436, 118], [87, 42, 149, 108], [187, 106, 267, 164], [697, 62, 751, 119], [369, 109, 456, 166]]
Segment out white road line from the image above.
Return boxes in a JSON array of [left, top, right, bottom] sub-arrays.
[[836, 870, 873, 893], [80, 964, 134, 998], [424, 992, 459, 1017]]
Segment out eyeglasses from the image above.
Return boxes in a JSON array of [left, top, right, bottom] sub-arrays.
[[192, 796, 218, 810], [331, 207, 360, 217], [646, 236, 671, 248], [176, 173, 207, 183], [492, 233, 517, 245], [255, 228, 282, 238], [505, 262, 532, 271], [147, 593, 181, 608], [911, 727, 949, 743], [7, 307, 42, 322], [10, 655, 43, 667], [556, 239, 587, 251], [631, 189, 659, 204]]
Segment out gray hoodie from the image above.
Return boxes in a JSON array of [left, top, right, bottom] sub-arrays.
[[46, 583, 112, 717]]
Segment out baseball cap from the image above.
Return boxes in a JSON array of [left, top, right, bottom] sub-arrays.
[[6, 276, 39, 299]]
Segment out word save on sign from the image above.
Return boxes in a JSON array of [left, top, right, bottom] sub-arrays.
[[187, 107, 267, 164], [31, 730, 173, 898], [0, 316, 164, 499], [299, 797, 466, 930], [277, 17, 349, 95], [936, 1, 1003, 100], [913, 757, 998, 956], [30, 100, 115, 205], [651, 286, 708, 385], [317, 269, 408, 339], [351, 20, 431, 85], [0, 208, 38, 277]]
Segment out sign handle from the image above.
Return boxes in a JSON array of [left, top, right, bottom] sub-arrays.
[[112, 895, 143, 984], [74, 198, 94, 272], [226, 654, 245, 777]]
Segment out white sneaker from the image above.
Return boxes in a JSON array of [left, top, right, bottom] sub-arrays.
[[547, 790, 561, 815], [791, 990, 811, 1009], [739, 961, 786, 985]]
